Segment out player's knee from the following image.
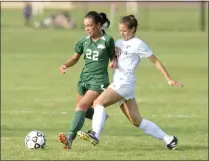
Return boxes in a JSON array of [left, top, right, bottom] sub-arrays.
[[130, 117, 142, 127], [93, 99, 103, 107], [131, 120, 140, 127], [76, 103, 90, 111]]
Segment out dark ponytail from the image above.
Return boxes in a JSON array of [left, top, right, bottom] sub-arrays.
[[99, 12, 110, 30], [84, 11, 110, 32], [129, 14, 135, 19]]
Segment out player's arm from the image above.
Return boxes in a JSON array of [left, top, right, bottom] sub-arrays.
[[147, 55, 183, 87], [137, 41, 183, 87], [64, 53, 81, 68], [60, 38, 83, 74], [60, 53, 81, 74], [108, 56, 117, 68], [108, 37, 117, 68]]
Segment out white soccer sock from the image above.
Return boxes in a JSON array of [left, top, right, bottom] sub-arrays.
[[139, 119, 172, 145], [92, 105, 107, 139]]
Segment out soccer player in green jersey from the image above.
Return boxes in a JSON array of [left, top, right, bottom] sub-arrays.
[[78, 15, 183, 150], [58, 11, 116, 150]]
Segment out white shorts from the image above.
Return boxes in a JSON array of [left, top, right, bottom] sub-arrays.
[[109, 81, 135, 104]]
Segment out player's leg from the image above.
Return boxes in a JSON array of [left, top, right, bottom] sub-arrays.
[[78, 85, 123, 145], [58, 92, 82, 149], [84, 82, 110, 120], [76, 93, 83, 105], [74, 81, 98, 122], [58, 81, 100, 149], [75, 93, 94, 120], [120, 99, 142, 126], [23, 2, 32, 26], [94, 86, 123, 107], [70, 90, 100, 136], [92, 87, 122, 136], [58, 90, 100, 149], [120, 99, 178, 150]]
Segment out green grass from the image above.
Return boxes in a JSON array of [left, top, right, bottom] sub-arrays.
[[1, 7, 208, 160]]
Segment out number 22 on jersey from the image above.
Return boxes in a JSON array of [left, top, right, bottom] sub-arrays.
[[86, 49, 99, 61]]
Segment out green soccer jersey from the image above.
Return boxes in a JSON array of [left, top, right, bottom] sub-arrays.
[[75, 33, 115, 85]]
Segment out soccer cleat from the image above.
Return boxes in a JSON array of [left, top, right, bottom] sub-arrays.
[[78, 114, 108, 145], [58, 133, 72, 150], [166, 136, 178, 150], [77, 130, 99, 146]]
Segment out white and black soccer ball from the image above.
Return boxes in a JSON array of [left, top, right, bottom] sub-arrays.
[[25, 130, 46, 149]]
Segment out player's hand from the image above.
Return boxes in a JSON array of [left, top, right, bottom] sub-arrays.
[[109, 58, 117, 69], [60, 65, 67, 74], [168, 79, 183, 88]]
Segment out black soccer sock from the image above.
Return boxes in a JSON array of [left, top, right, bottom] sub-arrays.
[[85, 107, 94, 120]]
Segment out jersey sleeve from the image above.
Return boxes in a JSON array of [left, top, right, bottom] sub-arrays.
[[107, 37, 116, 60], [137, 41, 153, 59], [74, 38, 84, 55], [115, 40, 120, 47]]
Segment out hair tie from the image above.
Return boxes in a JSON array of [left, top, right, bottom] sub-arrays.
[[100, 22, 108, 30]]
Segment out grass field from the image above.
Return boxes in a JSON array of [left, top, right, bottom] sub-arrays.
[[1, 4, 208, 160]]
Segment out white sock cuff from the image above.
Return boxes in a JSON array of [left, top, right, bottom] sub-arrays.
[[94, 104, 105, 112]]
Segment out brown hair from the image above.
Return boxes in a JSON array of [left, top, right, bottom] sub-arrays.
[[120, 15, 138, 33]]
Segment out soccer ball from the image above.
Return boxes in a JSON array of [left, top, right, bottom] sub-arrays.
[[25, 130, 46, 149]]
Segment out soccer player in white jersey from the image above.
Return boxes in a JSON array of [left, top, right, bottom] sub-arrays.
[[78, 15, 183, 150]]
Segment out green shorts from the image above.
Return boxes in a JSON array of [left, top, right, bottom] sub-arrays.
[[77, 81, 109, 96]]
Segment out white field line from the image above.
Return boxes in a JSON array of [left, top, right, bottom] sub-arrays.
[[1, 110, 196, 118]]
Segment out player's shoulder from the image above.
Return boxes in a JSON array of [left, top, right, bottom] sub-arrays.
[[79, 35, 90, 41], [115, 39, 123, 46], [132, 37, 150, 48], [131, 37, 144, 44], [115, 37, 146, 46], [76, 35, 90, 45]]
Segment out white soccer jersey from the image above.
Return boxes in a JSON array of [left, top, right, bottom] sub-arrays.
[[110, 37, 153, 101], [113, 36, 153, 83]]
